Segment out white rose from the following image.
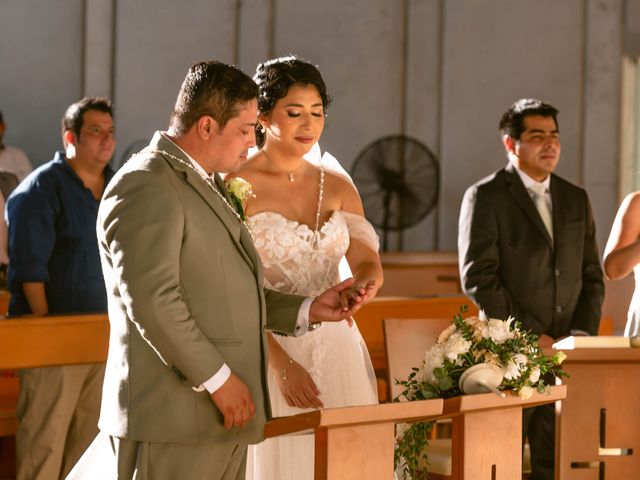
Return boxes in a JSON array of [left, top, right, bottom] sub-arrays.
[[487, 318, 515, 344], [503, 360, 521, 380], [437, 324, 457, 344], [503, 353, 528, 380], [529, 367, 541, 383], [226, 177, 254, 201], [422, 344, 445, 383], [444, 332, 472, 361], [518, 385, 534, 400], [513, 353, 528, 366]]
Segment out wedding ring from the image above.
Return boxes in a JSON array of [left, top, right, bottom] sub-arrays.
[[307, 321, 322, 332]]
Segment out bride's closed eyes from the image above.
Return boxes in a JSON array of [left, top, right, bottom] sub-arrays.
[[286, 110, 324, 118]]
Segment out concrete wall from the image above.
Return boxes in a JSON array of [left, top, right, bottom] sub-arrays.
[[0, 0, 629, 253], [0, 0, 84, 166]]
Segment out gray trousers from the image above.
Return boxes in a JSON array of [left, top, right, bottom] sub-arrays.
[[112, 436, 248, 480]]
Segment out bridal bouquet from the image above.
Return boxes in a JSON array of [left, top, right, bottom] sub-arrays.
[[394, 309, 567, 479]]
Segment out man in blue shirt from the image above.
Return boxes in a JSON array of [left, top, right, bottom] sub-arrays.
[[6, 97, 115, 479]]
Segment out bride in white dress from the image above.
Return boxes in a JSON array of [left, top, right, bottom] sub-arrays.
[[227, 56, 383, 480], [603, 191, 640, 336]]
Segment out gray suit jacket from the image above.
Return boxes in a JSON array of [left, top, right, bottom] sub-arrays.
[[458, 163, 604, 338], [97, 132, 303, 445]]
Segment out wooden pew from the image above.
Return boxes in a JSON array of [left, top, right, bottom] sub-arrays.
[[0, 313, 108, 478], [0, 299, 612, 477], [0, 314, 109, 370], [378, 251, 461, 296], [0, 314, 109, 437], [0, 297, 477, 436]]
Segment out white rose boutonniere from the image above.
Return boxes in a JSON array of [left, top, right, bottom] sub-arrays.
[[225, 177, 255, 221]]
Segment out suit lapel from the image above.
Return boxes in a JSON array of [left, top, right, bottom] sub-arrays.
[[212, 172, 262, 273], [549, 175, 561, 248], [150, 133, 256, 272], [504, 164, 553, 248]]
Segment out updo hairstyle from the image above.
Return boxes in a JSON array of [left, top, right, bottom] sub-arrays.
[[253, 55, 331, 146]]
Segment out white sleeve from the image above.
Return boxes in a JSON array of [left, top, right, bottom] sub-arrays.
[[202, 364, 231, 393], [341, 211, 380, 253]]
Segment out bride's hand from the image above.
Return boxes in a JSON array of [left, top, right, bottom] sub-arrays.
[[310, 278, 365, 324], [274, 359, 324, 409], [340, 280, 377, 309]]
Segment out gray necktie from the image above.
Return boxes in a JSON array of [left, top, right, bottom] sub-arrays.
[[529, 183, 553, 241]]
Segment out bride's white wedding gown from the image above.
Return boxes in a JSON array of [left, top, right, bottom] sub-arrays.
[[245, 210, 379, 480], [625, 265, 640, 337]]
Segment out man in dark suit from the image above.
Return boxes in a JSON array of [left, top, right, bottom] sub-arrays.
[[458, 98, 604, 479]]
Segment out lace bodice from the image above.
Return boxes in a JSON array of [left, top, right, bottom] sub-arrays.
[[247, 210, 349, 296]]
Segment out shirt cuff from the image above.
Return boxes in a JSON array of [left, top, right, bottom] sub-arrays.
[[293, 297, 314, 337], [202, 298, 313, 391], [202, 363, 231, 393]]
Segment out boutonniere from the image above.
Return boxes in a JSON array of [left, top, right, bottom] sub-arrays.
[[225, 177, 255, 221]]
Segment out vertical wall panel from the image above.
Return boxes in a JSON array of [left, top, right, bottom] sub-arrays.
[[113, 0, 236, 166], [401, 0, 442, 250], [84, 0, 115, 98], [582, 0, 624, 248], [237, 0, 271, 75], [0, 0, 83, 166], [271, 0, 405, 168]]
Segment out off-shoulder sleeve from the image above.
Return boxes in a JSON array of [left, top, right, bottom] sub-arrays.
[[341, 211, 380, 252]]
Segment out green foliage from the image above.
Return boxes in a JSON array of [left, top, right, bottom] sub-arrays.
[[393, 306, 568, 478], [394, 421, 434, 480]]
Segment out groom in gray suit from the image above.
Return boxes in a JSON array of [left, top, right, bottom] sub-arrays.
[[96, 61, 367, 479]]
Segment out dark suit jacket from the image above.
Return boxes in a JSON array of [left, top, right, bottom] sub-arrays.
[[458, 163, 604, 338]]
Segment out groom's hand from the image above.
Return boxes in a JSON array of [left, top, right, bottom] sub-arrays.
[[309, 278, 367, 325], [210, 373, 256, 429], [339, 280, 376, 309]]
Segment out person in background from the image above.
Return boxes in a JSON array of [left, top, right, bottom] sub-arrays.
[[603, 192, 640, 336], [458, 98, 604, 479], [0, 109, 30, 286], [6, 97, 115, 479], [0, 109, 33, 182]]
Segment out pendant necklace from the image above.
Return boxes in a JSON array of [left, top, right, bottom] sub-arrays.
[[262, 149, 305, 182]]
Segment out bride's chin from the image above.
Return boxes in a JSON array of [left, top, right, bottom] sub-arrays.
[[297, 143, 316, 156]]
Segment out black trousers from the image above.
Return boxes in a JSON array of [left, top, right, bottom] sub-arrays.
[[523, 403, 555, 480]]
